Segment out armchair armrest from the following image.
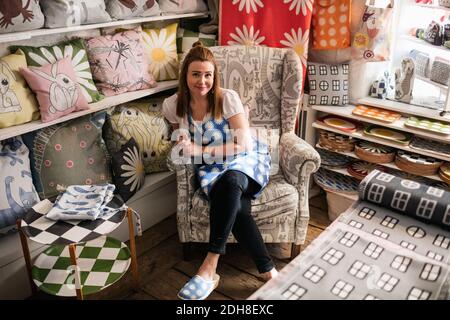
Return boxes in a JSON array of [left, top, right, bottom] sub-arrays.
[[280, 132, 321, 244], [167, 149, 197, 242]]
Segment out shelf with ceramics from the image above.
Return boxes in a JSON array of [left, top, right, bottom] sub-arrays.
[[0, 80, 178, 141], [311, 104, 450, 143], [402, 35, 450, 56], [0, 12, 210, 44]]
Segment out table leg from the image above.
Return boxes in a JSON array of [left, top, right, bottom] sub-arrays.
[[16, 220, 36, 295], [127, 208, 139, 290], [69, 244, 83, 300]]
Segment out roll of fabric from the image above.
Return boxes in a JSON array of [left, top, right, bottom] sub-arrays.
[[359, 170, 450, 229]]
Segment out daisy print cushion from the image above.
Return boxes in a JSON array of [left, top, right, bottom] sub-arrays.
[[11, 39, 102, 103], [86, 29, 156, 96]]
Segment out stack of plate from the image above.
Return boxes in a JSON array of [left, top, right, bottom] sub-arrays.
[[319, 115, 360, 133], [318, 130, 355, 152], [317, 149, 352, 169], [347, 161, 386, 180], [352, 105, 401, 123], [439, 162, 450, 184], [354, 141, 396, 163], [313, 168, 359, 195], [395, 150, 443, 176]]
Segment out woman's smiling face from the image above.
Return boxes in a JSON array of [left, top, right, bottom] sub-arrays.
[[187, 60, 215, 98]]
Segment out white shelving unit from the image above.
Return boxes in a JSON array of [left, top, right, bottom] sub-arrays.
[[415, 74, 448, 91], [0, 80, 178, 141]]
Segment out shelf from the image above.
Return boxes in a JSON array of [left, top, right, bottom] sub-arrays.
[[312, 122, 450, 162], [0, 12, 210, 44], [0, 80, 178, 141], [311, 104, 450, 143], [357, 96, 450, 122], [415, 74, 448, 91], [316, 144, 443, 182], [413, 3, 450, 12], [402, 35, 450, 55]]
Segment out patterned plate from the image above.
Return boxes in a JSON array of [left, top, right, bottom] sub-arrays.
[[352, 105, 401, 123], [32, 236, 131, 297], [313, 168, 360, 194], [405, 116, 450, 135], [410, 137, 450, 158], [356, 141, 395, 154], [397, 150, 443, 167], [440, 162, 450, 175], [320, 115, 359, 132], [364, 125, 412, 145], [347, 161, 385, 180], [317, 149, 352, 167], [21, 196, 126, 245]]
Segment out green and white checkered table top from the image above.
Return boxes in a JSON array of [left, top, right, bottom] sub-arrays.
[[405, 116, 450, 135], [32, 236, 131, 297]]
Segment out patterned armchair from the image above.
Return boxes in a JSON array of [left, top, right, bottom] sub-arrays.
[[169, 45, 321, 259]]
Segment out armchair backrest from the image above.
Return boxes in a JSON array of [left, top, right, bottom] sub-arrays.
[[209, 45, 303, 135]]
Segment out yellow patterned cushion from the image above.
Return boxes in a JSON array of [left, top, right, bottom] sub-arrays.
[[141, 23, 179, 81], [0, 53, 40, 128]]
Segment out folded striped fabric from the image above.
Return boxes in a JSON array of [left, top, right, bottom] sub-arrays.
[[46, 184, 118, 221]]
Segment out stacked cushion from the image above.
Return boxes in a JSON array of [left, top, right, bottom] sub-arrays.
[[0, 53, 40, 128], [22, 112, 112, 200], [106, 0, 160, 19], [20, 56, 89, 122], [86, 29, 156, 96], [11, 39, 103, 104], [0, 0, 44, 34], [176, 27, 217, 54], [104, 98, 172, 173], [158, 0, 207, 14], [40, 0, 112, 28]]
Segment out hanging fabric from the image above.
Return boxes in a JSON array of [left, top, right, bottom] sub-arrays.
[[311, 0, 351, 50], [351, 0, 394, 62]]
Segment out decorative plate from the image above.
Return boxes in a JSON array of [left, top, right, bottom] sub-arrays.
[[317, 149, 352, 168], [410, 137, 450, 158], [356, 141, 395, 154], [313, 168, 360, 194], [404, 116, 450, 135], [397, 150, 443, 167], [32, 236, 131, 297], [319, 115, 359, 132], [352, 105, 401, 123], [364, 125, 412, 145], [347, 161, 385, 180], [21, 196, 126, 245], [440, 162, 450, 175]]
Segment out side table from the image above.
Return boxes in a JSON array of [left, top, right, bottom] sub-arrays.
[[17, 196, 139, 300]]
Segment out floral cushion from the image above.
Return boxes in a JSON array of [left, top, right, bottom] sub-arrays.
[[22, 112, 112, 200], [0, 137, 39, 235], [158, 0, 207, 14], [86, 29, 156, 96], [141, 23, 179, 81], [176, 27, 217, 54], [11, 38, 103, 103], [40, 0, 112, 28], [106, 0, 160, 19], [104, 98, 172, 174], [20, 57, 89, 123], [0, 0, 44, 34], [111, 138, 145, 202], [0, 52, 40, 128]]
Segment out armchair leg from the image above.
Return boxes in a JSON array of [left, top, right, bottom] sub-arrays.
[[290, 244, 301, 260], [182, 242, 193, 261]]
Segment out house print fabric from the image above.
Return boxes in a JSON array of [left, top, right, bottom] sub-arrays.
[[0, 0, 44, 34], [0, 137, 39, 234], [11, 39, 103, 103], [86, 29, 156, 96], [219, 0, 313, 81], [20, 57, 89, 123], [0, 53, 40, 129], [307, 62, 349, 106], [311, 0, 351, 50], [250, 170, 450, 300]]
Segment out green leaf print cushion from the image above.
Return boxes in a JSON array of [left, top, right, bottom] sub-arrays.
[[10, 38, 102, 104], [22, 112, 112, 200]]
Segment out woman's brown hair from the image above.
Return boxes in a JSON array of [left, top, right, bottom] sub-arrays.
[[176, 41, 223, 119]]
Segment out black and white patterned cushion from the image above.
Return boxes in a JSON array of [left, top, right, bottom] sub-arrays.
[[307, 62, 349, 106]]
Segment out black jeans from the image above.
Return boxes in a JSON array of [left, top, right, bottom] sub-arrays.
[[208, 170, 275, 273]]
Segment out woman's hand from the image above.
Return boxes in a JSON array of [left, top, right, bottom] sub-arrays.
[[178, 139, 203, 157]]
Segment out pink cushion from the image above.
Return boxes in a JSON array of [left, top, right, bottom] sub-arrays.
[[86, 29, 156, 96], [20, 57, 89, 123]]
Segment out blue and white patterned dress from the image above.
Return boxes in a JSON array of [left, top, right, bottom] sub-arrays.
[[188, 113, 270, 199]]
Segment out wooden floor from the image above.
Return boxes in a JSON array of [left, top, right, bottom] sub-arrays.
[[32, 193, 330, 300]]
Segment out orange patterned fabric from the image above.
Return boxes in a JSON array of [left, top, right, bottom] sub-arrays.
[[311, 0, 351, 50]]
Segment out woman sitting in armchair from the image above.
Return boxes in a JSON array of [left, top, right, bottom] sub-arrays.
[[162, 42, 278, 300]]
